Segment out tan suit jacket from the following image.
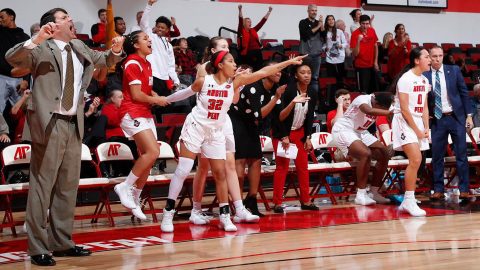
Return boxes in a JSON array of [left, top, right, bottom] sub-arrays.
[[6, 39, 123, 144]]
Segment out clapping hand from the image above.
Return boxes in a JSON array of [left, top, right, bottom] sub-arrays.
[[293, 93, 310, 103], [275, 84, 287, 99], [111, 36, 125, 54]]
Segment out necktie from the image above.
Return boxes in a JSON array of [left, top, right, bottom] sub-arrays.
[[62, 44, 74, 111], [434, 70, 442, 120]]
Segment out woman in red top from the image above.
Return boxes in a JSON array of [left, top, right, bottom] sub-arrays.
[[387, 24, 411, 80], [113, 31, 169, 220], [237, 4, 272, 71], [101, 90, 124, 140]]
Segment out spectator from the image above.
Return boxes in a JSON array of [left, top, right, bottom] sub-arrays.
[[30, 22, 40, 37], [388, 24, 411, 80], [167, 16, 181, 39], [0, 114, 10, 151], [130, 11, 143, 33], [0, 8, 29, 115], [323, 15, 348, 89], [336, 19, 350, 56], [456, 58, 471, 78], [105, 0, 124, 93], [472, 84, 480, 127], [91, 8, 107, 46], [114, 17, 126, 36], [349, 8, 374, 34], [350, 15, 379, 94], [10, 82, 30, 143], [237, 4, 272, 71], [299, 4, 324, 94], [326, 89, 351, 133], [379, 32, 393, 65], [443, 53, 455, 65], [174, 38, 197, 85]]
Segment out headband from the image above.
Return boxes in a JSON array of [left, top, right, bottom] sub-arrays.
[[213, 51, 228, 68]]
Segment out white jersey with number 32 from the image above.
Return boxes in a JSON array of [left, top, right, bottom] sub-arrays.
[[394, 70, 430, 117], [191, 74, 234, 129]]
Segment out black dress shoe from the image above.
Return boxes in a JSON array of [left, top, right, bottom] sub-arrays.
[[52, 246, 92, 257], [301, 203, 319, 211], [273, 205, 284, 213], [31, 254, 56, 266]]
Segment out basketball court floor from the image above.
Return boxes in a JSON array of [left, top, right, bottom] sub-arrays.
[[1, 196, 480, 269]]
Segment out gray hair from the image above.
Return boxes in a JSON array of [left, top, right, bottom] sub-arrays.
[[307, 4, 317, 10]]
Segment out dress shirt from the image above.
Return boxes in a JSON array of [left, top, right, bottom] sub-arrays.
[[432, 65, 453, 113]]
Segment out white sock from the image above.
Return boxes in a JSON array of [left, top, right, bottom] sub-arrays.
[[404, 191, 415, 200], [233, 200, 243, 211], [370, 186, 380, 194], [357, 188, 367, 196], [193, 201, 202, 211], [167, 157, 195, 200], [125, 171, 139, 186], [219, 203, 229, 208]]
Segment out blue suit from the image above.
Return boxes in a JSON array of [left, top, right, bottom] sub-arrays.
[[424, 64, 472, 192]]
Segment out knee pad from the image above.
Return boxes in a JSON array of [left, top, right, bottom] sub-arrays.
[[175, 157, 195, 180]]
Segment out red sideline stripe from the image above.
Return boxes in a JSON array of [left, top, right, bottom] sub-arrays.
[[218, 0, 480, 13]]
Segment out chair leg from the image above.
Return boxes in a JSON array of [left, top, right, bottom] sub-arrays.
[[257, 185, 271, 211], [322, 178, 338, 204]]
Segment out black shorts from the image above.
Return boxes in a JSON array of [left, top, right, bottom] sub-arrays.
[[230, 113, 262, 160]]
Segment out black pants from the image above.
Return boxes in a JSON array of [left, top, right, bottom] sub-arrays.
[[326, 62, 346, 89], [152, 77, 192, 122], [356, 67, 379, 94]]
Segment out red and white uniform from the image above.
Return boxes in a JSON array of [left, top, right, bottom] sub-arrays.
[[119, 54, 157, 139], [332, 94, 379, 156], [392, 70, 430, 151], [180, 75, 234, 159]]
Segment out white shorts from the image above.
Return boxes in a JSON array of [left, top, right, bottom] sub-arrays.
[[120, 113, 157, 139], [224, 114, 235, 153], [332, 129, 378, 157], [180, 113, 226, 160], [391, 114, 429, 151]]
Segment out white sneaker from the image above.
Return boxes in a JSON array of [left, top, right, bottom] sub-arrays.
[[370, 192, 391, 204], [161, 209, 176, 232], [399, 199, 426, 217], [114, 182, 136, 209], [354, 193, 376, 206], [189, 209, 210, 225], [218, 214, 237, 232], [132, 189, 147, 221], [233, 207, 260, 223]]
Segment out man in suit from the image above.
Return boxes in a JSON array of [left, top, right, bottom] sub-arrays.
[[6, 8, 124, 266], [424, 46, 473, 201]]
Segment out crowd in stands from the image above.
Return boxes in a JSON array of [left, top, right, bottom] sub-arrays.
[[1, 1, 480, 209]]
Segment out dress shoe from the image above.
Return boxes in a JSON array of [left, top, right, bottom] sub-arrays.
[[459, 192, 471, 200], [430, 192, 445, 201], [301, 203, 319, 211], [52, 246, 92, 257], [31, 254, 56, 266], [273, 205, 284, 213]]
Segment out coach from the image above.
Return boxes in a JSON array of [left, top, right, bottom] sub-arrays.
[[424, 46, 473, 201]]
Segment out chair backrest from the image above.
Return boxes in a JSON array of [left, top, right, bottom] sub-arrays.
[[158, 141, 175, 159], [81, 144, 93, 161], [95, 142, 134, 162], [311, 132, 333, 150], [381, 129, 393, 146], [1, 144, 31, 167], [471, 127, 480, 144], [259, 135, 274, 153]]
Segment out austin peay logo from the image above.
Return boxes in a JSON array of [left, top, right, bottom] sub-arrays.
[[260, 137, 266, 148], [107, 144, 121, 156], [14, 146, 30, 160], [319, 133, 328, 145]]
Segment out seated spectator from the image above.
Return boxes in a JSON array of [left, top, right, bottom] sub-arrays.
[[0, 113, 11, 151], [443, 53, 455, 65], [472, 84, 480, 127], [10, 84, 30, 144], [456, 58, 471, 78], [174, 38, 197, 85], [91, 8, 107, 46], [326, 89, 351, 133]]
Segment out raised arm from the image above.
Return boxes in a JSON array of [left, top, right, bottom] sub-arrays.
[[140, 0, 156, 36]]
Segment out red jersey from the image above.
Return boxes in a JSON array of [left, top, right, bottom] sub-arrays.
[[350, 27, 378, 68], [120, 54, 154, 119], [326, 109, 337, 133], [101, 103, 125, 139]]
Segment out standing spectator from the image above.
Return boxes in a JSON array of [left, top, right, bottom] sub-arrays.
[[379, 32, 393, 65], [174, 38, 197, 85], [350, 15, 379, 94], [388, 24, 411, 80], [167, 16, 181, 39], [91, 8, 108, 46], [336, 19, 350, 56], [323, 15, 348, 89], [114, 17, 126, 36], [130, 11, 143, 33], [272, 63, 319, 213], [349, 8, 362, 33], [425, 46, 473, 201], [299, 4, 324, 95], [140, 0, 180, 97], [472, 84, 480, 127], [326, 89, 351, 133], [6, 8, 124, 266], [0, 8, 29, 115], [237, 4, 272, 71], [30, 23, 40, 37]]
